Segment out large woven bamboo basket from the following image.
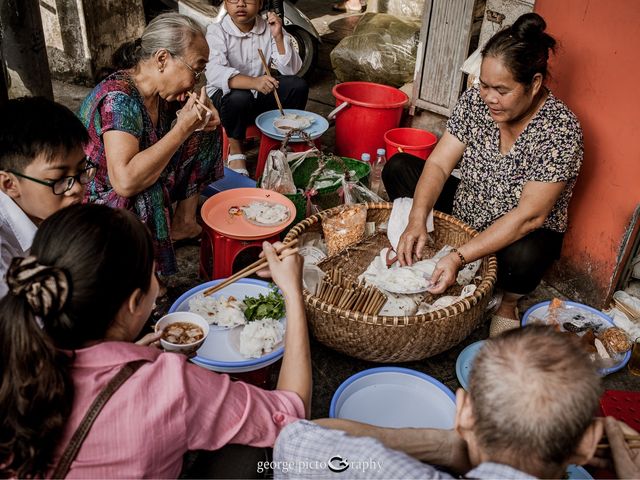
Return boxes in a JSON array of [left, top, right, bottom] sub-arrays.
[[284, 202, 498, 362]]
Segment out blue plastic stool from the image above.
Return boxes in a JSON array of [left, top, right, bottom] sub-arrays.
[[202, 167, 256, 197]]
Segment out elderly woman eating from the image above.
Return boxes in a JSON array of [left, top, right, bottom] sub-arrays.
[[382, 13, 583, 336], [78, 13, 221, 278]]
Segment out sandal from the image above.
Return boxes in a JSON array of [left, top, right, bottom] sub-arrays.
[[227, 153, 250, 177], [489, 307, 520, 338]]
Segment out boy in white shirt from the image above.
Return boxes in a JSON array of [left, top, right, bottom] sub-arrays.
[[0, 97, 92, 298], [205, 0, 309, 176]]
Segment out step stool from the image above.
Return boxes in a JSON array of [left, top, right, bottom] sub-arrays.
[[199, 227, 280, 280]]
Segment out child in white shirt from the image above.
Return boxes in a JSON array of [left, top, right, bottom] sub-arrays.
[[205, 0, 309, 176], [0, 97, 91, 298]]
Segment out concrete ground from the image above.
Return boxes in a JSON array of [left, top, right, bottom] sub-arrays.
[[52, 0, 640, 420]]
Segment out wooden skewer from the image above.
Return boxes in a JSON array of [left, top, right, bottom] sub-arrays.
[[202, 239, 298, 297], [186, 91, 216, 117], [257, 48, 285, 117]]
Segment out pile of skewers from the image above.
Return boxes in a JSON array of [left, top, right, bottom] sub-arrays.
[[316, 267, 387, 315]]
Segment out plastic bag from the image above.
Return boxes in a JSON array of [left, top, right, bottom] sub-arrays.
[[341, 176, 384, 204], [330, 13, 421, 87], [369, 0, 425, 19], [261, 149, 296, 194]]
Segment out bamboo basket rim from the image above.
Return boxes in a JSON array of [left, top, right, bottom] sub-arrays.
[[284, 202, 498, 327]]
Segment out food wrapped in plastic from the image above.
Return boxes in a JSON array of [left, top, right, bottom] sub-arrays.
[[322, 204, 368, 256], [330, 13, 421, 88], [260, 149, 296, 194], [372, 0, 426, 20]]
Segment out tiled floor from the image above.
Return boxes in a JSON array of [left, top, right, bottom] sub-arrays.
[[53, 0, 640, 420]]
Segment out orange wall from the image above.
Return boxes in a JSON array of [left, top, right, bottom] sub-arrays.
[[534, 0, 640, 306]]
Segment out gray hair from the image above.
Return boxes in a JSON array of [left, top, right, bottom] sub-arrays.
[[468, 325, 602, 468], [112, 13, 205, 69]]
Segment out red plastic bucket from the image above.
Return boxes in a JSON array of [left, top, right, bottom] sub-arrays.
[[330, 82, 408, 160], [384, 128, 438, 160]]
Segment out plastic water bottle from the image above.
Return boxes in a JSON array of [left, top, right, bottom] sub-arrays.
[[370, 148, 388, 200], [360, 152, 371, 164]]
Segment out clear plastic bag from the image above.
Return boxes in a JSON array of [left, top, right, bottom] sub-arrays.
[[341, 176, 385, 204], [261, 149, 296, 194], [330, 13, 421, 87]]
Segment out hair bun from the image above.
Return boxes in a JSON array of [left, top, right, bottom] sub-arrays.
[[7, 256, 70, 318], [511, 12, 547, 40]]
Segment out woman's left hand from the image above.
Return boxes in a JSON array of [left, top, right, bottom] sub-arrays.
[[193, 86, 220, 132], [135, 330, 163, 348], [267, 11, 284, 40], [427, 253, 460, 294]]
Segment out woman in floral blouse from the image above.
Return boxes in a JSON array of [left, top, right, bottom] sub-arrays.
[[383, 13, 583, 336]]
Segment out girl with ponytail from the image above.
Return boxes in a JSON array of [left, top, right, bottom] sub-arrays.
[[383, 12, 583, 337], [0, 204, 310, 478]]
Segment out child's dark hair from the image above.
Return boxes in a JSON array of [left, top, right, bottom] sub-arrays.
[[0, 204, 154, 478], [482, 12, 556, 86], [0, 96, 88, 173]]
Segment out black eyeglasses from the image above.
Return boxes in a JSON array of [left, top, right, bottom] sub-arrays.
[[169, 52, 206, 81], [9, 160, 97, 195]]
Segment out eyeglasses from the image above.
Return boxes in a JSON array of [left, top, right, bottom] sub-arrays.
[[226, 0, 258, 4], [9, 160, 97, 195], [169, 52, 205, 81]]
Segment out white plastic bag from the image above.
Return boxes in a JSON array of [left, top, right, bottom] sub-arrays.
[[261, 149, 296, 194]]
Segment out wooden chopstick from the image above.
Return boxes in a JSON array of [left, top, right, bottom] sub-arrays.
[[597, 433, 640, 449], [186, 91, 216, 117], [202, 239, 298, 297], [257, 48, 285, 117]]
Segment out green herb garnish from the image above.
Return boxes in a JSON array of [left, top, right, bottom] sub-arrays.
[[243, 285, 285, 322]]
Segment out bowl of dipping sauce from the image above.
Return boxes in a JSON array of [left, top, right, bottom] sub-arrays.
[[156, 312, 209, 354]]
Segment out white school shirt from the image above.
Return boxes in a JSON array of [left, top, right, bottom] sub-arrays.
[[205, 14, 302, 97], [0, 190, 37, 299]]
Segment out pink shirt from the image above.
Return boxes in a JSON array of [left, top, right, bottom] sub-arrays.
[[50, 341, 304, 478]]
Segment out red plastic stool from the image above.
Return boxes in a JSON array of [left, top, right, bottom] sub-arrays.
[[255, 135, 323, 179], [221, 125, 263, 163], [199, 227, 280, 280]]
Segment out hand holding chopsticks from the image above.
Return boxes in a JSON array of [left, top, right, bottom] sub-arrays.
[[184, 88, 220, 130], [257, 48, 285, 117], [202, 239, 300, 297], [589, 417, 640, 479]]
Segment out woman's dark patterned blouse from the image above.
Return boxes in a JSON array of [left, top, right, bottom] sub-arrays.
[[446, 86, 583, 233]]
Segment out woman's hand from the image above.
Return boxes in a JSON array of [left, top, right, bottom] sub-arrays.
[[267, 11, 284, 40], [175, 90, 208, 135], [194, 86, 220, 132], [252, 75, 279, 95], [397, 220, 429, 266], [257, 241, 303, 299], [427, 252, 460, 294], [135, 330, 163, 348]]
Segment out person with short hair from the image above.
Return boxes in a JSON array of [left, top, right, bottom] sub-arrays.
[[79, 12, 222, 279], [0, 96, 91, 299], [0, 204, 311, 478], [383, 13, 583, 336], [205, 0, 309, 175], [273, 326, 603, 479]]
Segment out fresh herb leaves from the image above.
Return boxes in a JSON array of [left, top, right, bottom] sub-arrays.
[[243, 285, 285, 322]]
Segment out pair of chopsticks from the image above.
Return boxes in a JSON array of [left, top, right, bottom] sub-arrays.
[[186, 91, 215, 122], [202, 239, 299, 297], [257, 48, 285, 117], [597, 434, 640, 450]]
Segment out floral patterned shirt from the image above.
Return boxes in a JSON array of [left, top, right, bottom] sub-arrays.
[[447, 86, 583, 233]]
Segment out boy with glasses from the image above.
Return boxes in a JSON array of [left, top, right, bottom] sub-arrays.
[[206, 0, 309, 176], [0, 96, 91, 298]]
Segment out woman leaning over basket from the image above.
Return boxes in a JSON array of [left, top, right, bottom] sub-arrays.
[[0, 204, 311, 478], [382, 13, 583, 336], [78, 13, 222, 278]]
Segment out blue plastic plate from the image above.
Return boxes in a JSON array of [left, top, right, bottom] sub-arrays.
[[455, 340, 486, 390], [169, 278, 284, 369], [522, 300, 631, 375], [329, 367, 456, 429], [255, 108, 329, 141]]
